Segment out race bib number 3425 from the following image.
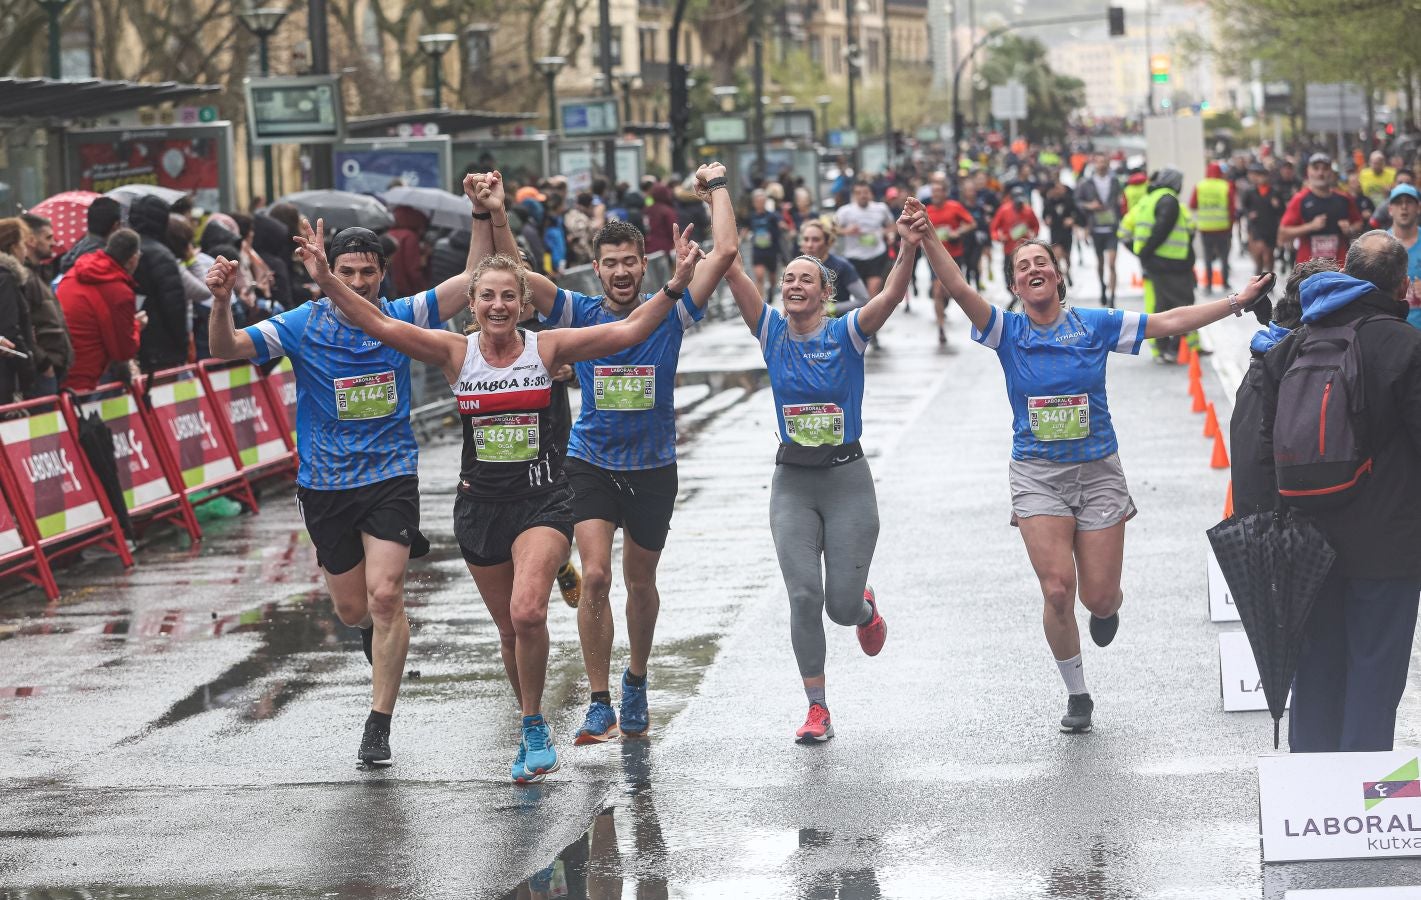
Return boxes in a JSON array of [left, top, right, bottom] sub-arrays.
[[594, 365, 655, 411], [784, 402, 845, 447], [334, 371, 397, 420]]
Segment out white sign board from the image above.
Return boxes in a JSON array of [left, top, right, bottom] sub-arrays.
[[1208, 546, 1240, 622], [1144, 115, 1206, 202], [1287, 889, 1421, 898], [991, 82, 1028, 121], [1220, 630, 1287, 712], [1259, 751, 1421, 862], [1306, 82, 1367, 133]]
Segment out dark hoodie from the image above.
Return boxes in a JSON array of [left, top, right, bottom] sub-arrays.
[[128, 195, 189, 372], [387, 206, 430, 298], [430, 229, 470, 289], [1231, 321, 1294, 516], [1260, 271, 1421, 577], [0, 252, 35, 400], [251, 214, 294, 312]]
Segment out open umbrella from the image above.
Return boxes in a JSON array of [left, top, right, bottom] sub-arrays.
[[380, 186, 474, 231], [275, 190, 394, 232], [28, 191, 101, 256], [1206, 509, 1337, 748], [105, 184, 189, 208]]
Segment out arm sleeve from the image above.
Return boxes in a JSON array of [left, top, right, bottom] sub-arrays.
[[385, 289, 442, 329], [845, 310, 870, 354], [675, 291, 705, 331], [971, 305, 1006, 350]]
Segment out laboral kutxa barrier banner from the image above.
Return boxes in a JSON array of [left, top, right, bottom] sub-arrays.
[[265, 357, 298, 448], [0, 410, 107, 539], [78, 389, 176, 512], [145, 374, 239, 490], [1259, 750, 1421, 862], [201, 363, 290, 470]]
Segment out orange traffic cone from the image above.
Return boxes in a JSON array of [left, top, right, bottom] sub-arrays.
[[1176, 340, 1192, 365], [1210, 431, 1230, 468], [1204, 402, 1219, 438], [1189, 354, 1202, 380], [1223, 481, 1235, 518], [1191, 376, 1208, 413]]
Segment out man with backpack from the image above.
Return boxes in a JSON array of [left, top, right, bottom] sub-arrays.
[[1260, 230, 1421, 754]]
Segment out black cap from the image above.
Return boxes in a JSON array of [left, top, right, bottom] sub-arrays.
[[329, 226, 386, 266]]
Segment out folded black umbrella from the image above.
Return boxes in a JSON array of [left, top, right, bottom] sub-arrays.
[[1207, 509, 1336, 748], [74, 406, 133, 541]]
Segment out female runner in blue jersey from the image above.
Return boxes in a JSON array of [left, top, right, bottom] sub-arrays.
[[917, 233, 1272, 734], [293, 217, 705, 782], [723, 195, 926, 744]]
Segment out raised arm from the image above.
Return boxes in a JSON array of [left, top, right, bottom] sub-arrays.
[[856, 199, 924, 336], [432, 174, 485, 321], [295, 219, 467, 381], [725, 254, 766, 332], [686, 162, 739, 307], [477, 171, 560, 316], [206, 257, 257, 359], [1144, 273, 1273, 338], [918, 208, 995, 333], [539, 230, 703, 369]]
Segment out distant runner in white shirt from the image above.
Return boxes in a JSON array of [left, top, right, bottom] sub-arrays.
[[834, 182, 897, 295]]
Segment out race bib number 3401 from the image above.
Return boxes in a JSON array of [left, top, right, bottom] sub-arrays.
[[1027, 394, 1090, 442], [784, 402, 845, 447], [334, 371, 397, 420], [470, 413, 539, 462], [594, 365, 655, 411]]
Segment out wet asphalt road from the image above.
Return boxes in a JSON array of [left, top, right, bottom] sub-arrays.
[[4, 247, 1421, 899]]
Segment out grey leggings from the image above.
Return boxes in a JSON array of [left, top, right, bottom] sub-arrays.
[[770, 458, 880, 678]]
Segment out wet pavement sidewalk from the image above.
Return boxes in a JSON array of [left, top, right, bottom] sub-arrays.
[[4, 251, 1421, 898]]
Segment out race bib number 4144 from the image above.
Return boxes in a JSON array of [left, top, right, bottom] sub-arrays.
[[594, 365, 655, 411], [334, 371, 397, 420]]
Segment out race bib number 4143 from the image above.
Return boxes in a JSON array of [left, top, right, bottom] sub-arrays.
[[1027, 394, 1090, 442], [594, 365, 655, 411], [334, 371, 397, 420]]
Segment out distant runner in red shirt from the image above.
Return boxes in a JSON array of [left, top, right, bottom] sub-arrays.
[[925, 176, 976, 346], [991, 187, 1040, 306], [1278, 153, 1363, 265]]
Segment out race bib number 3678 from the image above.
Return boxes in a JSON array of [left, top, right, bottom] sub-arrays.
[[334, 371, 397, 420], [1027, 394, 1090, 442], [594, 365, 655, 411], [470, 413, 539, 462]]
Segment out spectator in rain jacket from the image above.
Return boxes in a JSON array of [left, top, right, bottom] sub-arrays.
[[58, 228, 144, 392], [386, 205, 430, 298], [644, 183, 678, 255], [128, 195, 190, 372], [0, 219, 37, 400], [57, 197, 123, 276], [250, 213, 294, 313]]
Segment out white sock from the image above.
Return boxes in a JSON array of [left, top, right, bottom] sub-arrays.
[[1056, 654, 1088, 695]]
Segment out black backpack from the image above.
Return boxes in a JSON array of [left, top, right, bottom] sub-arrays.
[[1272, 317, 1382, 509]]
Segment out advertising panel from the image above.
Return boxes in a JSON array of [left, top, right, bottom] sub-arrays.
[[78, 389, 176, 513], [334, 138, 451, 193], [203, 364, 291, 470], [1260, 750, 1421, 862], [65, 124, 235, 211], [0, 410, 106, 540], [146, 374, 238, 490]]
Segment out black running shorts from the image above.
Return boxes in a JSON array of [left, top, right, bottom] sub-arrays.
[[297, 475, 427, 576], [563, 458, 678, 552], [849, 252, 890, 282], [453, 483, 575, 567]]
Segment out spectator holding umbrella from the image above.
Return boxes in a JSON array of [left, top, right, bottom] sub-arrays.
[[59, 228, 146, 392]]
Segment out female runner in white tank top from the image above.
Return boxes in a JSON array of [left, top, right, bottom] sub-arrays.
[[295, 217, 706, 782]]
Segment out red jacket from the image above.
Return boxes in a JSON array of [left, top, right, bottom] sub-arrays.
[[386, 206, 431, 299], [57, 251, 139, 392]]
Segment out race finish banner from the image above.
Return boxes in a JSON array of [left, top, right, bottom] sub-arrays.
[[144, 367, 258, 513], [1260, 750, 1421, 862], [66, 385, 201, 542], [199, 361, 294, 475]]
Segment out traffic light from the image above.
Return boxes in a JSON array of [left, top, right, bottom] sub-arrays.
[[1150, 54, 1170, 84], [1108, 7, 1125, 36]]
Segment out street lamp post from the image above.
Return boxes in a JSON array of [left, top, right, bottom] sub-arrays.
[[615, 72, 641, 127], [418, 33, 457, 109], [236, 5, 289, 207], [35, 0, 72, 80], [535, 56, 567, 135], [816, 94, 832, 145]]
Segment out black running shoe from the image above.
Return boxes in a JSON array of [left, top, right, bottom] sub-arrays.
[[360, 626, 374, 664], [1089, 612, 1119, 648], [358, 719, 393, 766], [1060, 693, 1094, 733]]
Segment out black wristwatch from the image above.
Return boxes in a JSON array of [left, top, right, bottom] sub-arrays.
[[662, 282, 685, 301]]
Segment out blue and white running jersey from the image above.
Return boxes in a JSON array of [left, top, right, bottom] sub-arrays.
[[243, 290, 442, 490], [541, 288, 703, 471], [757, 307, 869, 447], [972, 305, 1147, 463]]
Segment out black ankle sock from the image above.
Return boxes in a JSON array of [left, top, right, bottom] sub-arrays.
[[624, 670, 646, 687], [367, 710, 391, 729], [591, 690, 611, 706]]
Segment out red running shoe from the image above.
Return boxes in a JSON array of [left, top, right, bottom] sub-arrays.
[[856, 585, 887, 656], [795, 702, 834, 744]]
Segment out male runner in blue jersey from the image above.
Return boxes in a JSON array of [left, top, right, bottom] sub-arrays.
[[205, 176, 489, 767], [471, 166, 738, 743]]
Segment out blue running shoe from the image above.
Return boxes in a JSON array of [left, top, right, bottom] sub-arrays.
[[620, 669, 650, 737], [522, 714, 559, 777], [511, 739, 538, 784], [574, 701, 620, 746]]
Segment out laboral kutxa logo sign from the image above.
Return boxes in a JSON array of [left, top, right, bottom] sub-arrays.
[[1259, 751, 1421, 862]]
